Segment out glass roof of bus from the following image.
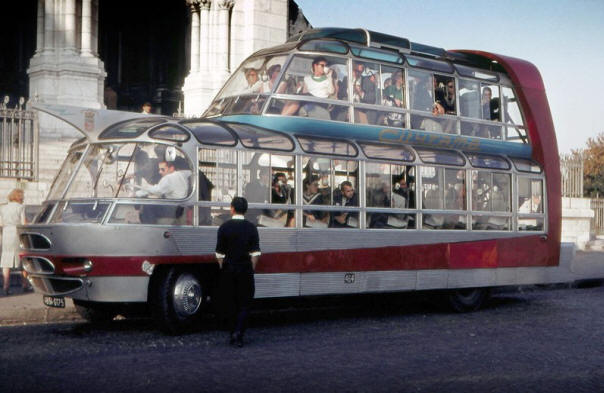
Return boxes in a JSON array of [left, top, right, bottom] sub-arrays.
[[181, 120, 237, 146], [99, 118, 167, 140]]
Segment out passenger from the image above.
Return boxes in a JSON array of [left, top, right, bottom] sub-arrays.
[[135, 161, 191, 199], [244, 68, 263, 93], [481, 87, 500, 121], [265, 64, 283, 93], [383, 70, 405, 126], [281, 56, 336, 118], [303, 176, 327, 227], [368, 181, 391, 228], [267, 172, 294, 227], [330, 181, 359, 228], [437, 80, 456, 115]]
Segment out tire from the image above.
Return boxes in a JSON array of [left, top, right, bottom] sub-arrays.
[[149, 266, 204, 334], [73, 300, 117, 323], [447, 288, 489, 312]]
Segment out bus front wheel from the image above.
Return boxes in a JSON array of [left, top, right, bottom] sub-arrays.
[[447, 288, 489, 312], [149, 266, 204, 334]]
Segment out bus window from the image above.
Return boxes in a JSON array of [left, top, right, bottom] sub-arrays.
[[359, 142, 414, 162], [461, 121, 502, 139], [267, 98, 350, 122], [411, 114, 455, 134], [242, 151, 271, 204], [502, 87, 524, 126], [109, 204, 194, 226], [459, 79, 480, 119], [481, 84, 500, 121], [518, 178, 543, 214], [47, 147, 85, 200], [276, 55, 348, 119], [435, 75, 456, 116], [252, 153, 296, 228], [421, 166, 466, 230], [297, 136, 358, 157], [416, 148, 465, 166], [408, 69, 433, 113], [198, 148, 237, 203], [366, 163, 415, 229]]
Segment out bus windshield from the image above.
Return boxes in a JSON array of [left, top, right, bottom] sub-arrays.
[[54, 142, 192, 200], [205, 54, 288, 116]]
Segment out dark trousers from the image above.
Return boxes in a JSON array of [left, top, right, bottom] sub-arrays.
[[219, 268, 255, 335]]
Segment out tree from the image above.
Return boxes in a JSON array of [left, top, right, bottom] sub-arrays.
[[576, 132, 604, 198]]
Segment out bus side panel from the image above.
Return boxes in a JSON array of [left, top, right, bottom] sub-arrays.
[[497, 236, 550, 267], [449, 240, 497, 269]]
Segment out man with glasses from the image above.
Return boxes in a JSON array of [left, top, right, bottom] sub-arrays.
[[437, 79, 457, 115], [135, 161, 191, 199]]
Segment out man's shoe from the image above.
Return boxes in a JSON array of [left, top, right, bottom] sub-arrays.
[[3, 288, 11, 296]]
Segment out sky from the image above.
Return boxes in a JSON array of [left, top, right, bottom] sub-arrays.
[[295, 0, 604, 153]]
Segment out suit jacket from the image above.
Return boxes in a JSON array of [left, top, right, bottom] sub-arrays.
[[215, 217, 261, 271]]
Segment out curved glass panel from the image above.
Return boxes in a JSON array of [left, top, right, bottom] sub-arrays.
[[217, 55, 288, 98], [416, 148, 465, 166], [455, 64, 499, 82], [148, 124, 190, 142], [47, 147, 86, 200], [350, 47, 404, 64], [299, 39, 348, 54], [512, 158, 542, 173], [50, 201, 111, 224], [466, 153, 510, 170], [360, 142, 414, 162], [99, 118, 166, 139], [297, 136, 357, 157], [64, 143, 192, 200], [182, 121, 237, 146], [226, 123, 294, 151], [406, 55, 453, 73]]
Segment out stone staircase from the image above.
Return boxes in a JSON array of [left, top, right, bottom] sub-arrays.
[[586, 236, 604, 252]]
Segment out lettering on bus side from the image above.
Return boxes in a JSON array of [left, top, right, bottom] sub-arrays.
[[378, 128, 481, 151], [344, 272, 355, 284]]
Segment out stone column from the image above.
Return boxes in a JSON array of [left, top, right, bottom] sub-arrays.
[[43, 0, 54, 52], [64, 0, 77, 53], [188, 1, 200, 73], [199, 0, 211, 72], [81, 0, 92, 56], [35, 0, 44, 55], [216, 0, 234, 75]]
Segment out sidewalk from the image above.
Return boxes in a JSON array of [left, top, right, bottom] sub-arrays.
[[0, 273, 81, 326], [1, 252, 603, 327]]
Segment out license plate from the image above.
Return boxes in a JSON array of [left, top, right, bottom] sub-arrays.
[[43, 295, 65, 308]]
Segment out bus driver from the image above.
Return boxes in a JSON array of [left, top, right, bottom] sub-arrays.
[[135, 161, 191, 199]]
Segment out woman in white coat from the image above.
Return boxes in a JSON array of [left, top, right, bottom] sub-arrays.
[[1, 188, 29, 295]]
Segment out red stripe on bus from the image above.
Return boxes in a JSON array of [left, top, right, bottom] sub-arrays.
[[23, 235, 549, 276]]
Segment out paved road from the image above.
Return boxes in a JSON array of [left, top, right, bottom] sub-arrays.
[[1, 285, 603, 393]]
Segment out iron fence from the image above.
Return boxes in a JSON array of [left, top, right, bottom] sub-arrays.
[[0, 96, 38, 180], [560, 154, 583, 198], [592, 198, 604, 235]]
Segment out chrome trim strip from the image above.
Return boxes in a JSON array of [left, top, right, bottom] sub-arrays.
[[22, 256, 55, 275], [28, 274, 84, 296]]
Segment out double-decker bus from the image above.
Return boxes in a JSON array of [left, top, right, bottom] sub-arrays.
[[21, 28, 573, 333]]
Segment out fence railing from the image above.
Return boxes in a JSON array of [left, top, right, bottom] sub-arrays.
[[592, 199, 604, 235], [0, 96, 38, 180], [560, 154, 583, 198]]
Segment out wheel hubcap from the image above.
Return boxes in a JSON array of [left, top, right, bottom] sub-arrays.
[[172, 273, 202, 318]]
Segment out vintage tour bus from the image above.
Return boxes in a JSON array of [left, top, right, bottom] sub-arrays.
[[20, 28, 573, 333]]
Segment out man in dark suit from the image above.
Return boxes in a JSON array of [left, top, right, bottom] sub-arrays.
[[215, 197, 261, 347]]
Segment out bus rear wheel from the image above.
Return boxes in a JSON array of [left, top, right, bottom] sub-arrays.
[[447, 288, 489, 312], [149, 266, 204, 334]]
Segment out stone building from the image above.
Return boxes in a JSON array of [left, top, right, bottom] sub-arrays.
[[0, 0, 310, 204]]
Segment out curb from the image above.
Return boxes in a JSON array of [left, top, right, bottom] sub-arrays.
[[1, 307, 83, 326]]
